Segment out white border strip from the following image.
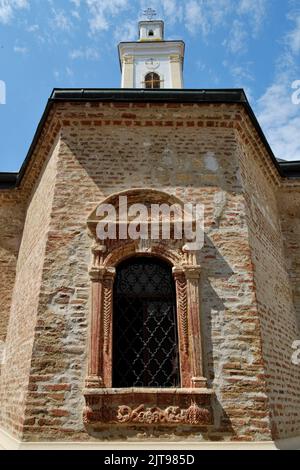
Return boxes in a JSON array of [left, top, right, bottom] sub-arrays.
[[1, 427, 299, 450]]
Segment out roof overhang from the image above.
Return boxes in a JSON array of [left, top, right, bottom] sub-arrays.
[[1, 88, 299, 189], [0, 172, 18, 189]]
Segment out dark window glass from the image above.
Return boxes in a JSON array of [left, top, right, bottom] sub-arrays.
[[145, 72, 161, 89], [113, 257, 180, 388]]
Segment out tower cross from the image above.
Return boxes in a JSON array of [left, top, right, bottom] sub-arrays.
[[143, 7, 157, 21]]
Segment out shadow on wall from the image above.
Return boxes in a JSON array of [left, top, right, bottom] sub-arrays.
[[199, 234, 237, 438]]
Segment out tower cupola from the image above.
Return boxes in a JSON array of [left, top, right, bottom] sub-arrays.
[[118, 9, 185, 89], [138, 20, 164, 41]]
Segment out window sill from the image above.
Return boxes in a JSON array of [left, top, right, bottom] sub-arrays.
[[83, 387, 214, 427]]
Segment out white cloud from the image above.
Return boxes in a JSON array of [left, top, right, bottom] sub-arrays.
[[256, 73, 300, 161], [14, 45, 28, 54], [70, 0, 81, 19], [0, 0, 29, 24], [255, 6, 300, 161], [85, 0, 129, 34], [184, 0, 208, 36], [183, 0, 266, 49], [256, 81, 300, 160], [113, 20, 136, 42], [238, 0, 267, 35], [70, 47, 100, 60], [184, 0, 232, 36], [27, 23, 39, 32], [230, 64, 254, 83], [286, 15, 300, 54], [160, 0, 183, 24], [66, 66, 73, 77], [53, 66, 74, 81], [70, 0, 81, 7], [223, 19, 248, 54], [51, 8, 73, 31]]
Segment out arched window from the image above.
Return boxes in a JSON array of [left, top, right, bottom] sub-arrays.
[[113, 257, 180, 388], [148, 30, 154, 37], [144, 72, 161, 89]]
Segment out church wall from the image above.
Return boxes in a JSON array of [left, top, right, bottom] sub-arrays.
[[237, 129, 300, 440], [0, 139, 60, 438], [15, 102, 273, 442], [0, 191, 25, 356], [278, 188, 300, 332]]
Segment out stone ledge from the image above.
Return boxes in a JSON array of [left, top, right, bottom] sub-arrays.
[[83, 387, 214, 396], [83, 387, 214, 428]]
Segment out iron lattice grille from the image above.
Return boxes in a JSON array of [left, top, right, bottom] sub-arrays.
[[113, 258, 180, 388]]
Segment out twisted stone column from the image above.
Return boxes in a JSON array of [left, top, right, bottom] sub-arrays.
[[185, 265, 207, 388], [86, 267, 115, 389]]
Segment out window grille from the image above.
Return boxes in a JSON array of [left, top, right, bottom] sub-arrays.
[[144, 72, 161, 89], [113, 257, 180, 388]]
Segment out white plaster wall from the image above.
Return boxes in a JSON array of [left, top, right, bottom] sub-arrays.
[[134, 56, 172, 88]]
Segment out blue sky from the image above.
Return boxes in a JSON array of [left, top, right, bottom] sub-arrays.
[[0, 0, 300, 172]]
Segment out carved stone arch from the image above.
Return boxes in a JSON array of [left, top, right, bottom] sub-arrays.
[[84, 189, 212, 429], [104, 240, 182, 269], [87, 187, 189, 220]]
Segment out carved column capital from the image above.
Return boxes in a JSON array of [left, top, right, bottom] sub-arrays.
[[89, 266, 116, 282], [92, 242, 107, 255], [183, 265, 201, 280], [123, 55, 134, 65], [103, 267, 116, 282], [172, 267, 186, 280], [85, 375, 104, 389], [170, 54, 182, 63]]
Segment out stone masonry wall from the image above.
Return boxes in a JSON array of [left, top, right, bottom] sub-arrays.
[[0, 191, 25, 362], [0, 139, 60, 438], [4, 102, 273, 442], [237, 125, 300, 440], [279, 187, 300, 332]]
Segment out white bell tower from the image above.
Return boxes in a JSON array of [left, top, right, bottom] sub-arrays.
[[118, 9, 185, 89]]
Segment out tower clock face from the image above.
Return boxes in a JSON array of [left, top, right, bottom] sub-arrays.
[[145, 58, 160, 70]]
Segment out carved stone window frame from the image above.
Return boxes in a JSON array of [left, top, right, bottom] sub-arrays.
[[84, 189, 213, 428]]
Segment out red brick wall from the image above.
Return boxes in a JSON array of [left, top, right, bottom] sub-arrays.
[[0, 192, 25, 344], [279, 188, 300, 331], [0, 139, 59, 438], [238, 132, 300, 440]]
